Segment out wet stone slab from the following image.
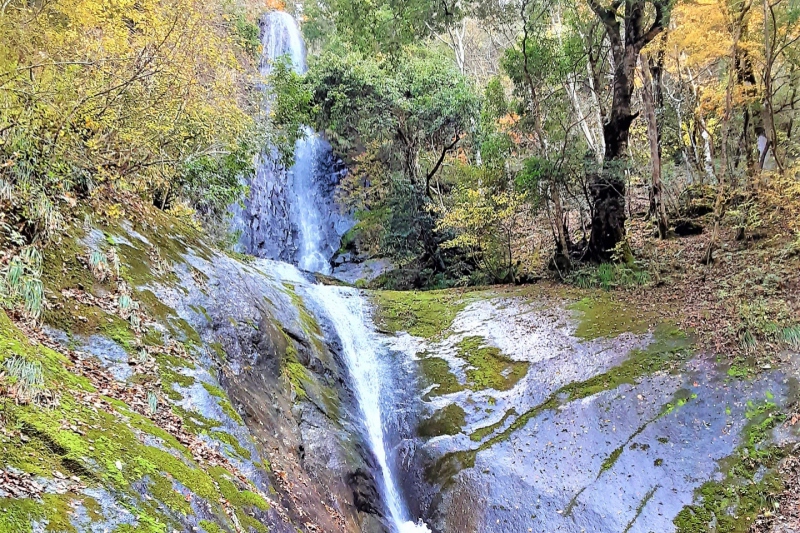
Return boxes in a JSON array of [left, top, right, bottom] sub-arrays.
[[384, 291, 800, 533]]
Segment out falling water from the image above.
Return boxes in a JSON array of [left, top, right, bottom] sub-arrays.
[[233, 11, 348, 272], [306, 284, 431, 533], [291, 128, 333, 274], [237, 10, 428, 532]]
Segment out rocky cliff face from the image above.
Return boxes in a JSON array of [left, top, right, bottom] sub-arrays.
[[2, 209, 798, 533], [0, 208, 386, 533], [369, 287, 800, 533]]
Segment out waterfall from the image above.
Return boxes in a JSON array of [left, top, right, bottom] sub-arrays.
[[305, 284, 431, 533], [234, 10, 428, 532], [233, 11, 350, 272]]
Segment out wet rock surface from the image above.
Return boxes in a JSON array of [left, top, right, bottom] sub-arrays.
[[0, 214, 384, 533], [377, 290, 800, 533]]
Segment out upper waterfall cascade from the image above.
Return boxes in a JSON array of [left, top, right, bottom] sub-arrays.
[[232, 11, 350, 274]]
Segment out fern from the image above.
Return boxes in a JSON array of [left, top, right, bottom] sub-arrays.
[[1, 247, 45, 319], [89, 250, 109, 281], [118, 294, 134, 311], [147, 391, 159, 414], [597, 263, 615, 291]]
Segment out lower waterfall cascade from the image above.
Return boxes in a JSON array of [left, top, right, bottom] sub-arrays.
[[306, 284, 431, 533]]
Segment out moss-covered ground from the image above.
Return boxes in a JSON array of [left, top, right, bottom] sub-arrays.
[[454, 336, 529, 392], [369, 289, 481, 339], [673, 397, 789, 532], [0, 309, 276, 533]]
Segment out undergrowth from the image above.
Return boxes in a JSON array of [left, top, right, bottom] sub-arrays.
[[569, 262, 651, 291]]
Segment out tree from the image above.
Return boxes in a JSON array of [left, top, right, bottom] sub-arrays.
[[0, 0, 262, 238], [639, 41, 670, 238], [585, 0, 672, 260], [272, 46, 480, 270]]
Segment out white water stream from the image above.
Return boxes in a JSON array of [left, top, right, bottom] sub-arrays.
[[306, 285, 431, 533], [264, 12, 332, 274], [254, 11, 430, 532]]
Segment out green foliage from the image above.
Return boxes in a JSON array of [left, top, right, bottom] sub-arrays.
[[0, 247, 45, 320], [272, 45, 480, 277], [233, 14, 262, 60], [3, 355, 46, 405], [436, 186, 526, 283], [0, 0, 261, 236], [302, 0, 461, 55], [174, 136, 257, 220], [268, 57, 313, 161], [569, 263, 650, 291]]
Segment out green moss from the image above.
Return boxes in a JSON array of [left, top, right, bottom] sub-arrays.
[[0, 493, 98, 533], [469, 409, 517, 442], [159, 363, 196, 402], [370, 289, 475, 339], [418, 404, 466, 438], [455, 336, 529, 392], [135, 290, 177, 327], [281, 282, 322, 338], [147, 474, 193, 515], [198, 520, 228, 533], [40, 226, 97, 331], [202, 382, 244, 424], [209, 342, 227, 362], [0, 311, 94, 393], [209, 467, 269, 511], [427, 323, 693, 486], [284, 361, 310, 400], [99, 316, 138, 352], [237, 513, 269, 533], [210, 431, 252, 460], [600, 446, 624, 474], [568, 296, 653, 340], [418, 356, 463, 399], [623, 485, 659, 533], [425, 449, 477, 485], [674, 398, 787, 532], [172, 405, 221, 435], [142, 328, 164, 347]]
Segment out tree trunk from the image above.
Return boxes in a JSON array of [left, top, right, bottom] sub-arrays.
[[586, 0, 670, 261], [551, 182, 571, 270], [639, 51, 669, 238], [705, 2, 751, 264], [588, 46, 638, 260]]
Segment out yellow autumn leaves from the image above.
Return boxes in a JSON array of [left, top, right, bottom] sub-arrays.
[[0, 0, 264, 231]]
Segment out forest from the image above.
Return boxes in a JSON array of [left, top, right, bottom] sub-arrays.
[[1, 0, 800, 531], [263, 0, 800, 291], [2, 0, 800, 291]]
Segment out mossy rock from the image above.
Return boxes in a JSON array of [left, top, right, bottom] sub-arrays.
[[568, 296, 653, 340], [418, 356, 464, 400], [369, 290, 472, 339], [0, 310, 271, 533], [418, 404, 466, 438], [455, 336, 529, 392]]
